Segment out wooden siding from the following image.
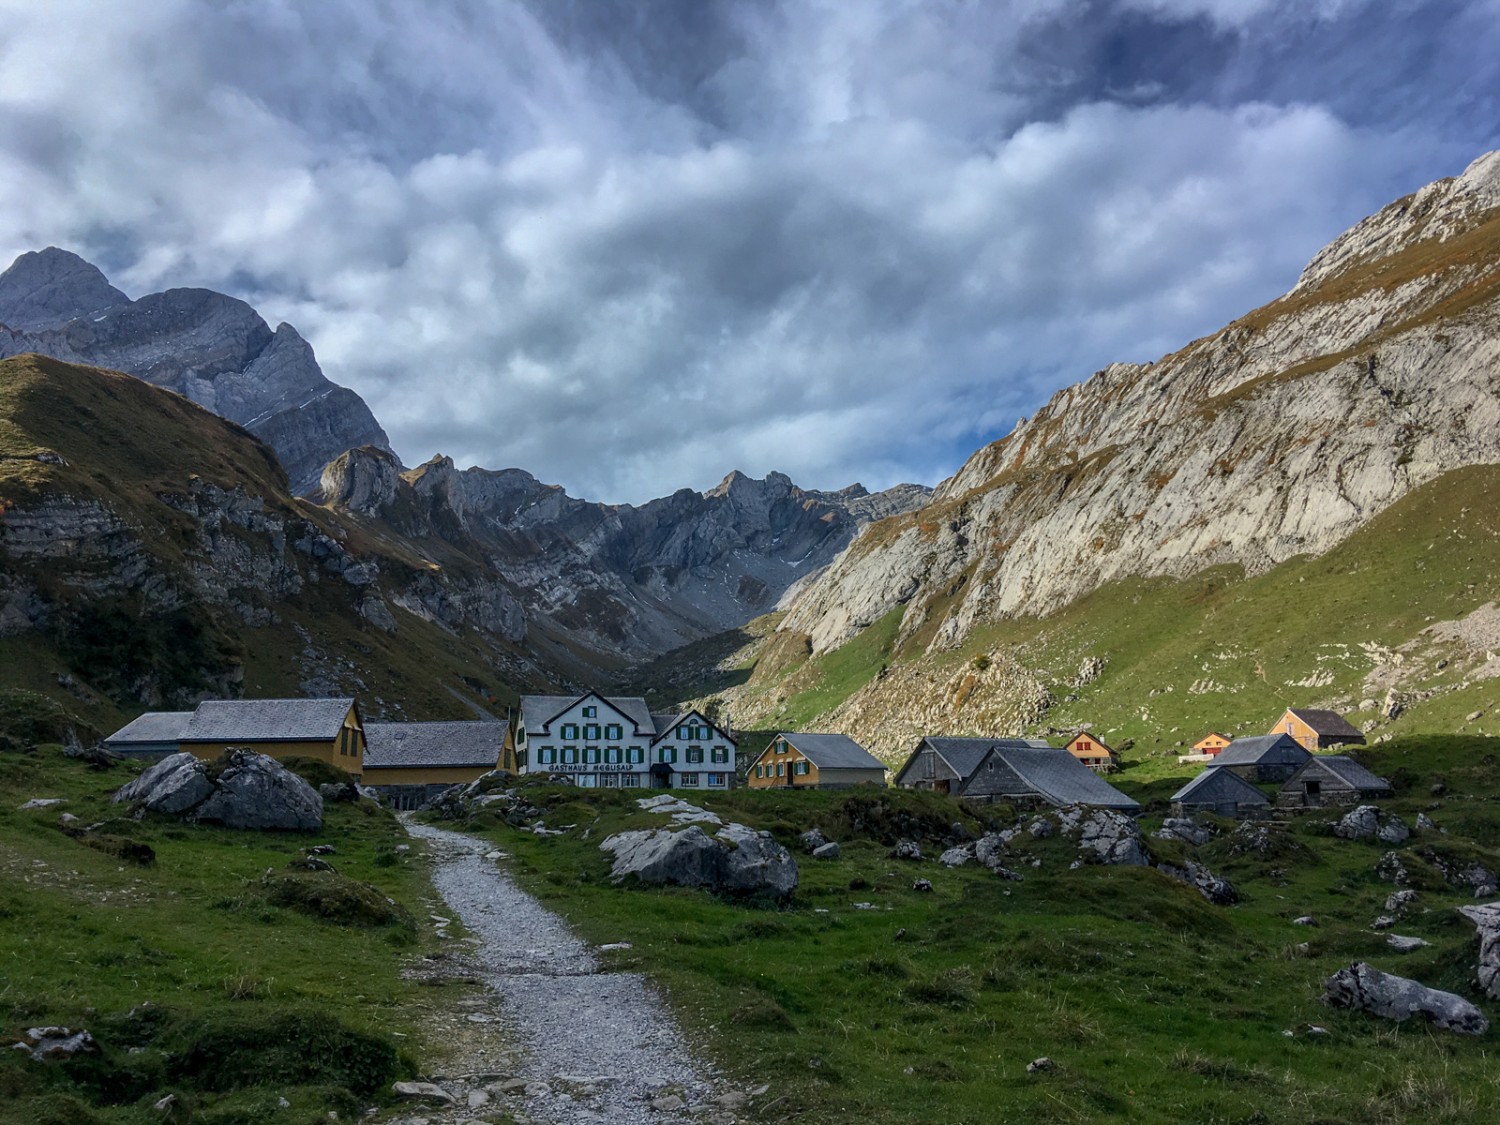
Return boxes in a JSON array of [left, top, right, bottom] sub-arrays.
[[1065, 733, 1116, 773], [749, 739, 818, 788], [895, 746, 960, 791], [957, 754, 1032, 803], [183, 704, 365, 775], [1192, 733, 1232, 756], [1274, 709, 1359, 752]]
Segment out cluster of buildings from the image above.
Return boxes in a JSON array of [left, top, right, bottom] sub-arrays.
[[101, 692, 1385, 819]]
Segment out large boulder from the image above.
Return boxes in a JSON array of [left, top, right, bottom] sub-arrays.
[[1458, 902, 1500, 1000], [600, 822, 797, 899], [1321, 962, 1488, 1035], [1334, 805, 1381, 840], [1058, 806, 1148, 866], [113, 749, 322, 831], [1155, 818, 1210, 847], [1158, 861, 1237, 905]]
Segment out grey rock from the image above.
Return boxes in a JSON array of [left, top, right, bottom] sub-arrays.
[[1377, 816, 1410, 846], [113, 749, 322, 831], [392, 1081, 456, 1104], [1293, 916, 1319, 927], [1026, 1057, 1055, 1073], [1371, 915, 1397, 930], [1385, 889, 1419, 915], [0, 247, 127, 331], [1375, 851, 1411, 884], [1386, 935, 1428, 952], [1321, 961, 1488, 1034], [974, 833, 1009, 869], [17, 798, 65, 810], [1027, 816, 1054, 840], [1458, 902, 1500, 1000], [1154, 817, 1210, 846], [811, 841, 841, 860], [939, 845, 974, 867], [599, 823, 798, 899], [890, 839, 922, 861], [651, 1094, 686, 1112], [1158, 861, 1237, 905], [1335, 805, 1382, 840], [1415, 812, 1438, 831], [799, 828, 829, 853], [912, 878, 934, 892], [17, 1026, 99, 1061], [1061, 806, 1147, 866]]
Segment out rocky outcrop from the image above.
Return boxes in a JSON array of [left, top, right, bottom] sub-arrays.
[[780, 151, 1500, 658], [1158, 861, 1237, 905], [599, 823, 798, 899], [1458, 902, 1500, 1000], [0, 249, 392, 495], [1321, 961, 1488, 1034], [113, 749, 323, 830]]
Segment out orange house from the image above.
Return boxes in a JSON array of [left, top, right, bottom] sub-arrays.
[[1192, 732, 1233, 757], [1065, 732, 1118, 773], [748, 733, 886, 790], [1271, 708, 1366, 752]]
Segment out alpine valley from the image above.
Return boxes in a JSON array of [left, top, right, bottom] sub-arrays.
[[3, 153, 1500, 759]]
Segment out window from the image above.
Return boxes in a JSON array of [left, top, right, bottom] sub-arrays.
[[922, 754, 935, 779], [621, 774, 640, 788], [601, 773, 619, 788], [680, 773, 699, 787], [776, 741, 788, 754], [584, 724, 601, 741], [561, 723, 579, 740], [628, 746, 644, 764], [605, 746, 620, 763], [711, 746, 729, 764], [659, 746, 677, 764], [797, 761, 811, 776], [576, 774, 597, 788], [677, 724, 690, 740], [776, 762, 785, 777], [686, 747, 704, 764], [605, 723, 622, 740], [707, 774, 725, 787], [584, 747, 600, 764], [755, 765, 763, 778], [583, 705, 597, 718], [562, 746, 579, 764]]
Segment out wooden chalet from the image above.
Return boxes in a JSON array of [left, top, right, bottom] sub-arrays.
[[1193, 732, 1232, 757], [1065, 732, 1118, 773], [1209, 733, 1311, 783], [748, 733, 886, 790], [1272, 708, 1366, 752], [362, 720, 514, 809], [1171, 767, 1269, 819], [893, 736, 1052, 795], [896, 738, 1140, 811], [1278, 755, 1392, 808], [104, 698, 366, 775]]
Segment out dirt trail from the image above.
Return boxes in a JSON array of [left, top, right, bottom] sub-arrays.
[[396, 820, 741, 1125]]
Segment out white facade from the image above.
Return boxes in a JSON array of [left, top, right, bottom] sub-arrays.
[[517, 693, 735, 790]]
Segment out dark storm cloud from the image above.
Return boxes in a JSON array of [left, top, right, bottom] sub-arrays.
[[0, 0, 1496, 503]]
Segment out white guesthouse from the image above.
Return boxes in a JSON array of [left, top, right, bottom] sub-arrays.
[[516, 692, 736, 791]]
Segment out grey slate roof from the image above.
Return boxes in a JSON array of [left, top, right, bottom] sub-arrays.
[[363, 721, 508, 770], [1301, 755, 1391, 791], [918, 736, 1053, 782], [981, 747, 1142, 811], [520, 694, 655, 737], [1287, 708, 1365, 740], [103, 711, 193, 745], [1172, 766, 1270, 805], [180, 698, 355, 742], [1213, 734, 1311, 768], [774, 733, 885, 771]]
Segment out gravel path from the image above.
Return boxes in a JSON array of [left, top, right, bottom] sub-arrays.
[[401, 820, 737, 1125]]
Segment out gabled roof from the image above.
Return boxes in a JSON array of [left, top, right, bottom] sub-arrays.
[[1172, 766, 1270, 805], [762, 733, 884, 771], [905, 736, 1053, 783], [1193, 731, 1232, 745], [363, 721, 509, 770], [180, 698, 356, 742], [1213, 733, 1311, 768], [1285, 708, 1365, 741], [103, 711, 194, 745], [1292, 755, 1391, 792], [972, 747, 1141, 811], [520, 693, 654, 737], [1067, 732, 1115, 754], [649, 709, 734, 748]]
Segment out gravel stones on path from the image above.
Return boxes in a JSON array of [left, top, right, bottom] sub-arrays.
[[402, 820, 732, 1124]]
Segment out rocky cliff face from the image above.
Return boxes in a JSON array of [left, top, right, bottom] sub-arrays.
[[320, 447, 930, 662], [783, 151, 1500, 657], [0, 249, 392, 496]]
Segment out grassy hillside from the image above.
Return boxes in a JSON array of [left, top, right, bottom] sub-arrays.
[[0, 354, 541, 729], [429, 737, 1500, 1124], [690, 465, 1500, 774], [0, 742, 480, 1125]]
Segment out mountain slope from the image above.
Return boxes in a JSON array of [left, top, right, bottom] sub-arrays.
[[0, 248, 393, 496], [781, 150, 1500, 659]]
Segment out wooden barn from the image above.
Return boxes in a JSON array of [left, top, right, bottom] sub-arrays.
[[1065, 732, 1118, 773], [1171, 767, 1270, 819], [896, 740, 1140, 811], [1210, 733, 1311, 783], [1193, 732, 1232, 757], [1278, 755, 1392, 808], [1272, 708, 1366, 752], [893, 737, 1053, 795], [747, 733, 887, 789], [102, 711, 194, 758], [106, 698, 366, 775], [362, 720, 514, 809]]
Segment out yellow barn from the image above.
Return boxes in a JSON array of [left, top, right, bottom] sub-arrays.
[[748, 732, 886, 790], [362, 720, 513, 809], [177, 697, 366, 775]]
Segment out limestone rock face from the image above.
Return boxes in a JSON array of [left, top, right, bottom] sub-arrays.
[[1321, 961, 1488, 1034], [599, 822, 798, 899], [113, 749, 323, 830], [0, 250, 392, 496], [779, 151, 1500, 657], [1458, 902, 1500, 1000]]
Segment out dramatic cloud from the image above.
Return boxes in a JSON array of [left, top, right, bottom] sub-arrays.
[[0, 0, 1496, 502]]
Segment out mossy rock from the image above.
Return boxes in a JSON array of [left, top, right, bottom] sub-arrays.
[[262, 870, 414, 931]]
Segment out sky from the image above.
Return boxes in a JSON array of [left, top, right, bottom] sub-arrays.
[[1, 0, 1497, 504]]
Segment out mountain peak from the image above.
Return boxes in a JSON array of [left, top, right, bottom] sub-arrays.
[[0, 247, 129, 332]]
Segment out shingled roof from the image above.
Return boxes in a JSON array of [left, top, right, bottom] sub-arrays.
[[1287, 708, 1365, 740], [363, 721, 508, 769], [772, 733, 884, 771], [977, 747, 1141, 811], [520, 694, 655, 736], [103, 711, 193, 746], [1297, 755, 1391, 792], [1171, 766, 1269, 806], [180, 698, 356, 742], [1213, 733, 1311, 769], [914, 736, 1053, 783]]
